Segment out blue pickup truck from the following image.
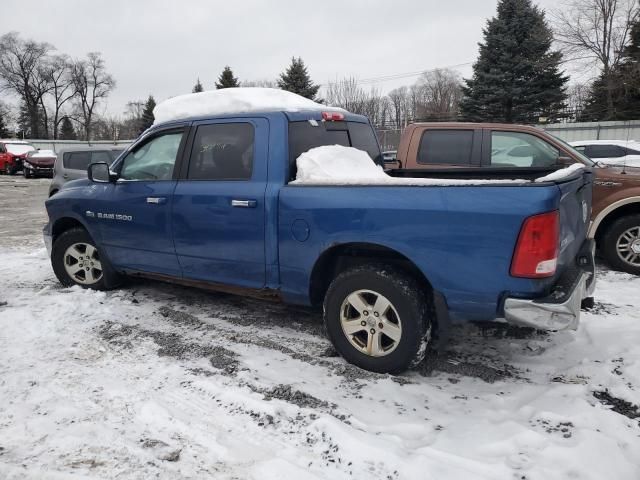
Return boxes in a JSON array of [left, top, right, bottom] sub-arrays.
[[43, 100, 595, 373]]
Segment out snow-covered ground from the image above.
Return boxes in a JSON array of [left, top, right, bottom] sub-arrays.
[[1, 177, 639, 480]]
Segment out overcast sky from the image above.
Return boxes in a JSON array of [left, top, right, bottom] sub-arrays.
[[4, 0, 566, 116]]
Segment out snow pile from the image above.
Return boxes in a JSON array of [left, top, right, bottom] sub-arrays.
[[292, 145, 530, 186], [153, 87, 343, 124], [534, 163, 585, 182], [28, 149, 56, 158]]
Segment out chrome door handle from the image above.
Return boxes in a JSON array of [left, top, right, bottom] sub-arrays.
[[231, 199, 257, 208], [146, 197, 167, 204]]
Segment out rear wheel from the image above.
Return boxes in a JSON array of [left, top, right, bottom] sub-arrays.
[[323, 264, 431, 374], [601, 214, 640, 276], [52, 228, 121, 290]]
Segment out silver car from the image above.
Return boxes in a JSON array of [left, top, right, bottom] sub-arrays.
[[49, 146, 126, 196]]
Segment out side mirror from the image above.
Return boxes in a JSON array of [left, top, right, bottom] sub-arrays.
[[87, 162, 113, 183]]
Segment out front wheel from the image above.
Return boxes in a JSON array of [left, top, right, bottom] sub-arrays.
[[23, 168, 32, 179], [51, 228, 121, 290], [323, 265, 431, 374], [601, 214, 640, 276]]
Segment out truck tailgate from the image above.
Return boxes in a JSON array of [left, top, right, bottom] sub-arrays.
[[551, 168, 593, 277]]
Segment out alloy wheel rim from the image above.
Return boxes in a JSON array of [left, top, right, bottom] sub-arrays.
[[616, 226, 640, 267], [339, 289, 402, 357], [63, 242, 103, 285]]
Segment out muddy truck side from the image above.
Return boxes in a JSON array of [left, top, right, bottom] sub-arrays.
[[43, 108, 595, 373]]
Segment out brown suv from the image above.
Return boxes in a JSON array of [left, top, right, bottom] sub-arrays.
[[393, 123, 640, 275]]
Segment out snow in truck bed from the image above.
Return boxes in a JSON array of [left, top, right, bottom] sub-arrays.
[[153, 87, 344, 124], [291, 145, 585, 186]]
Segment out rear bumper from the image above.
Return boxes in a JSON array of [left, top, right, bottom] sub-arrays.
[[503, 240, 596, 331]]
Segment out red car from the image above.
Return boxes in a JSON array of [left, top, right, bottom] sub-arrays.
[[23, 149, 56, 178], [0, 140, 36, 175]]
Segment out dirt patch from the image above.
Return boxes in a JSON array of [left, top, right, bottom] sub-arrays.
[[419, 350, 518, 383], [593, 390, 640, 420], [261, 384, 336, 410]]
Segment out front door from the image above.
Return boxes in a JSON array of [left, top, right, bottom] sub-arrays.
[[98, 128, 187, 276], [172, 119, 268, 288]]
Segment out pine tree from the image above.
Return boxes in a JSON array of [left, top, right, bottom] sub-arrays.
[[192, 78, 204, 93], [215, 66, 239, 89], [140, 95, 156, 132], [581, 19, 640, 121], [277, 57, 320, 100], [459, 0, 568, 123], [59, 116, 76, 140], [618, 19, 640, 119]]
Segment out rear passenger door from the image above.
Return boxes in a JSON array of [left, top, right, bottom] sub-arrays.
[[414, 129, 481, 167], [171, 118, 268, 288]]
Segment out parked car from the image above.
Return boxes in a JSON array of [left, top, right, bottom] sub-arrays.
[[49, 146, 126, 196], [43, 92, 594, 373], [23, 149, 56, 178], [382, 150, 397, 165], [392, 123, 640, 276], [0, 140, 36, 175], [570, 140, 640, 167]]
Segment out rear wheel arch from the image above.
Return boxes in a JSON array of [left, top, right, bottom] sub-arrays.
[[593, 200, 640, 245], [309, 242, 435, 308]]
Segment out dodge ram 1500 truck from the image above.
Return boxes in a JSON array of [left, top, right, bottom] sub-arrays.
[[43, 89, 595, 374]]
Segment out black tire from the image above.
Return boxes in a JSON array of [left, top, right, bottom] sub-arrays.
[[323, 264, 431, 374], [601, 214, 640, 276], [23, 169, 32, 179], [52, 227, 122, 290]]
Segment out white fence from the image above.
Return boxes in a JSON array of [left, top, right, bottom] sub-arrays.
[[542, 120, 640, 142], [28, 139, 132, 153]]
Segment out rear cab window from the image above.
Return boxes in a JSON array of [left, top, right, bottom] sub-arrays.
[[288, 120, 381, 181]]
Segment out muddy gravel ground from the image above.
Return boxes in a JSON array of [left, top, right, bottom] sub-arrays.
[[0, 176, 639, 480]]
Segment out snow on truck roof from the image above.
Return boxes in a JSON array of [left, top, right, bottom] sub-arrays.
[[153, 88, 345, 125]]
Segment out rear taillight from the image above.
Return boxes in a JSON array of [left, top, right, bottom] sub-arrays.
[[511, 210, 559, 278]]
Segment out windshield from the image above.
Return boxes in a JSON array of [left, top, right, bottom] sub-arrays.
[[27, 150, 56, 158], [551, 135, 595, 167], [6, 143, 36, 155]]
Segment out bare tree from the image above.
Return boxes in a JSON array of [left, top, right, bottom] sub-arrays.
[[42, 55, 76, 139], [72, 52, 115, 140], [565, 82, 592, 119], [388, 86, 410, 128], [0, 32, 53, 138], [415, 68, 462, 121], [553, 0, 640, 118]]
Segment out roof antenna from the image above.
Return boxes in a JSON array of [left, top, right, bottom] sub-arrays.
[[621, 121, 630, 175]]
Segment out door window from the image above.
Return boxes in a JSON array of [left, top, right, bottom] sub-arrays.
[[91, 151, 112, 164], [417, 130, 474, 165], [188, 123, 254, 180], [490, 131, 559, 167], [120, 131, 183, 181], [63, 151, 91, 170], [584, 144, 626, 158]]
